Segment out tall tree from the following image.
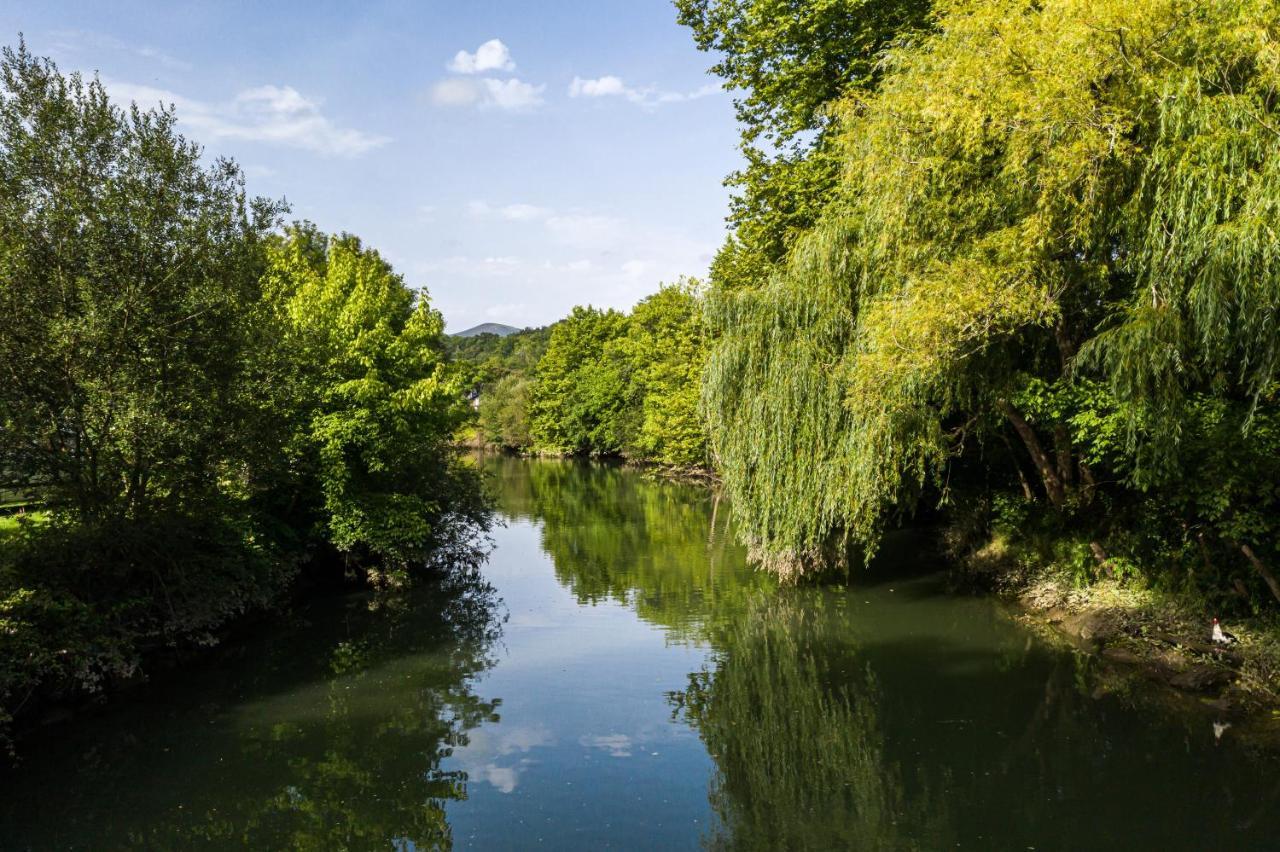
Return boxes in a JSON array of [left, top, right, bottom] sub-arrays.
[[702, 0, 1280, 589], [260, 224, 484, 570], [0, 42, 281, 519], [677, 0, 934, 282]]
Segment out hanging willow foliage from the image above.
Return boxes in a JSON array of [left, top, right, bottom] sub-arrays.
[[703, 0, 1280, 576]]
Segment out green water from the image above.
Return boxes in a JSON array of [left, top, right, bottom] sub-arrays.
[[1, 457, 1277, 850]]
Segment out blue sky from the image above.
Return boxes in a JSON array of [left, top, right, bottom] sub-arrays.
[[1, 1, 740, 330]]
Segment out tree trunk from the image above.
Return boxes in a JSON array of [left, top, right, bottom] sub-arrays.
[[1078, 460, 1097, 505], [997, 400, 1066, 508], [1239, 543, 1280, 605], [1054, 424, 1074, 485], [1000, 433, 1036, 501]]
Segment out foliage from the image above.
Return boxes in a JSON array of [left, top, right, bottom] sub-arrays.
[[678, 0, 935, 279], [699, 0, 1280, 601], [260, 224, 487, 570], [516, 285, 712, 467], [0, 42, 281, 520], [448, 326, 549, 391], [529, 306, 631, 455], [613, 282, 711, 467], [460, 327, 550, 451], [0, 46, 490, 745]]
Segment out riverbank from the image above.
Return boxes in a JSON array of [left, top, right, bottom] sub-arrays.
[[955, 534, 1280, 737], [459, 438, 719, 484]]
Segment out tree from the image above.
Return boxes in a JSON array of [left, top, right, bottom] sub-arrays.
[[260, 224, 485, 570], [677, 0, 934, 281], [528, 307, 630, 455], [703, 0, 1280, 592], [0, 41, 281, 519], [612, 282, 710, 468]]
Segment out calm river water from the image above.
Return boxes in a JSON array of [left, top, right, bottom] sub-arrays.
[[1, 457, 1277, 849]]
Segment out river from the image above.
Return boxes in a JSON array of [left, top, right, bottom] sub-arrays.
[[1, 456, 1277, 849]]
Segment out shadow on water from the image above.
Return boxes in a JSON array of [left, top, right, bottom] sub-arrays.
[[0, 568, 504, 850]]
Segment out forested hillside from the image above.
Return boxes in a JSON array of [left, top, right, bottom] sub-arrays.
[[460, 283, 711, 469]]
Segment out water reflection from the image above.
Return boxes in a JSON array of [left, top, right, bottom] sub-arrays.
[[486, 456, 1280, 851], [489, 456, 773, 642], [0, 569, 504, 849], [671, 596, 949, 851], [5, 458, 1280, 850]]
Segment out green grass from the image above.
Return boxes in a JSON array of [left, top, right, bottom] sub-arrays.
[[0, 510, 48, 560]]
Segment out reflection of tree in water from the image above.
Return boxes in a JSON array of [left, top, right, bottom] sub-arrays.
[[671, 597, 949, 851], [488, 455, 773, 641], [3, 567, 504, 850]]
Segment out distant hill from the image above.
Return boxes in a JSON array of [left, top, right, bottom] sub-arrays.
[[453, 323, 522, 338]]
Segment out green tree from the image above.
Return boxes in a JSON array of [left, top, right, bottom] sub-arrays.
[[260, 224, 486, 571], [677, 0, 934, 283], [528, 306, 630, 455], [612, 282, 710, 468], [478, 372, 535, 450], [702, 0, 1280, 595], [0, 42, 281, 519]]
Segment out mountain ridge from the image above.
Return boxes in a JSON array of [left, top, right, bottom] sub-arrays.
[[452, 322, 522, 338]]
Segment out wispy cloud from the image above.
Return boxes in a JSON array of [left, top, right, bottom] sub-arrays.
[[569, 75, 720, 108], [581, 733, 633, 758], [49, 29, 193, 72], [447, 38, 516, 74], [467, 201, 552, 221], [108, 80, 389, 157]]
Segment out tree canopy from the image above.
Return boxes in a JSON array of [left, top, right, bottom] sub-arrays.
[[700, 0, 1280, 598]]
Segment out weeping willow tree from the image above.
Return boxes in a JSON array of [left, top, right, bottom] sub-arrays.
[[704, 0, 1280, 580]]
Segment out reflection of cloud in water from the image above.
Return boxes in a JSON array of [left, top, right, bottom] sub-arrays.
[[476, 765, 520, 794], [580, 733, 633, 758], [453, 724, 554, 794]]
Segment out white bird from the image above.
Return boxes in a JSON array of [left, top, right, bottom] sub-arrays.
[[1211, 617, 1238, 646], [1213, 721, 1232, 743]]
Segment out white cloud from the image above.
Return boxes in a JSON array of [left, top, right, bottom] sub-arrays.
[[466, 201, 552, 222], [481, 78, 545, 111], [430, 78, 484, 107], [452, 724, 553, 795], [108, 80, 388, 157], [581, 733, 633, 758], [568, 75, 721, 109], [569, 75, 628, 98], [430, 77, 544, 112], [447, 39, 516, 74]]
